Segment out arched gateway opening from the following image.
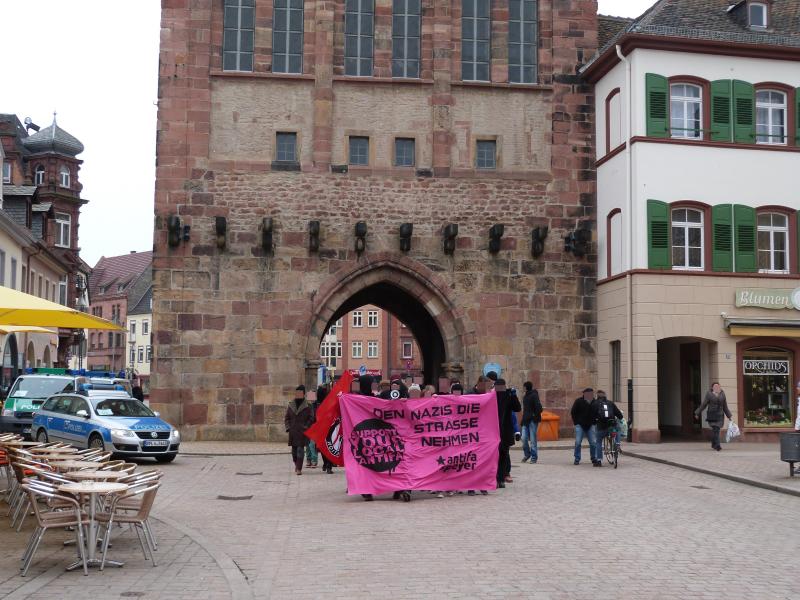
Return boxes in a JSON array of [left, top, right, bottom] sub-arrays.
[[303, 257, 470, 391]]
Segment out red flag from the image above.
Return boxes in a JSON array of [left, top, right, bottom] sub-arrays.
[[304, 372, 354, 466]]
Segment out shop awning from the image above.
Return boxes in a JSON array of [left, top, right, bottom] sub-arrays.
[[724, 317, 800, 338], [0, 287, 124, 330]]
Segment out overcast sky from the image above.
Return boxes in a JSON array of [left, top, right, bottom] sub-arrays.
[[1, 0, 652, 267]]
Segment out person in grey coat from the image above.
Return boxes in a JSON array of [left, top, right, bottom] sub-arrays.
[[695, 382, 732, 451]]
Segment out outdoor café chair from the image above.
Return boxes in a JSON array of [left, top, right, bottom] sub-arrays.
[[15, 476, 78, 532], [19, 483, 89, 576], [95, 482, 160, 569]]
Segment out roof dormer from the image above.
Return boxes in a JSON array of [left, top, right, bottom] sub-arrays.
[[747, 1, 769, 30]]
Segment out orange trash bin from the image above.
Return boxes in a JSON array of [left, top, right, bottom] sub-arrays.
[[538, 411, 560, 441]]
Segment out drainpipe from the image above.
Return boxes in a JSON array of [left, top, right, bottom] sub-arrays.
[[616, 44, 635, 441]]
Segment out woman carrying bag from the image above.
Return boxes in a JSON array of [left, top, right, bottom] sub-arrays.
[[695, 382, 732, 451]]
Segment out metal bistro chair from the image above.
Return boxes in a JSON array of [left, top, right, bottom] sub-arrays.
[[95, 482, 161, 569], [19, 482, 89, 576], [7, 458, 52, 525], [14, 469, 75, 532]]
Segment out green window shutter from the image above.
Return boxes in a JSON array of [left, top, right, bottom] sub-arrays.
[[711, 204, 733, 272], [795, 88, 800, 146], [734, 204, 757, 272], [645, 74, 669, 138], [796, 210, 800, 273], [733, 80, 755, 144], [647, 199, 670, 269], [710, 80, 732, 142]]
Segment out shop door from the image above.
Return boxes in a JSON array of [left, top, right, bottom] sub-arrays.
[[680, 343, 702, 436]]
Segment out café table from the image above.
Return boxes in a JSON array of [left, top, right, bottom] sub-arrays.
[[66, 470, 129, 481], [30, 446, 79, 454], [48, 460, 102, 472], [0, 441, 43, 447], [57, 481, 129, 570]]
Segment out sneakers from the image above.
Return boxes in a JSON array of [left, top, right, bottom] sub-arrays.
[[497, 481, 506, 488], [436, 492, 444, 498], [574, 459, 580, 465], [521, 457, 529, 463], [480, 490, 489, 495], [467, 490, 476, 496], [593, 461, 602, 468]]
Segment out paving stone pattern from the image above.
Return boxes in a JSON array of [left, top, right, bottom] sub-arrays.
[[2, 446, 798, 599]]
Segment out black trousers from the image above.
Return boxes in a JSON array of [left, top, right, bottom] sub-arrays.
[[497, 444, 511, 482], [321, 454, 333, 470], [291, 445, 305, 471], [710, 425, 721, 450]]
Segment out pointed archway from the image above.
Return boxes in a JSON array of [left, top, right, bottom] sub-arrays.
[[303, 255, 472, 389]]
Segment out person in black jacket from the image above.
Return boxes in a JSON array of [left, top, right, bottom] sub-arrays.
[[520, 381, 543, 464], [591, 390, 623, 467], [694, 382, 732, 451], [496, 379, 522, 487], [570, 388, 598, 466]]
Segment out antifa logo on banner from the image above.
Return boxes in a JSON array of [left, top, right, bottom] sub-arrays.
[[389, 389, 400, 400], [349, 418, 405, 473], [325, 417, 342, 458]]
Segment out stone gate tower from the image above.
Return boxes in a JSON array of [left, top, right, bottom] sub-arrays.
[[153, 0, 598, 440]]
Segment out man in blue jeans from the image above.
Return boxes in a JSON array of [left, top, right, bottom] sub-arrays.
[[520, 381, 542, 463], [570, 388, 597, 466]]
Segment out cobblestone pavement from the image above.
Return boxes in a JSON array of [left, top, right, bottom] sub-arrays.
[[2, 445, 798, 599]]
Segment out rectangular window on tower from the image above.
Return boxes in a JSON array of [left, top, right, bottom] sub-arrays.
[[392, 0, 420, 78], [345, 0, 374, 76], [272, 0, 304, 74], [461, 0, 490, 82], [508, 0, 538, 84], [55, 213, 71, 248], [223, 0, 255, 72], [402, 341, 413, 359], [58, 276, 67, 305]]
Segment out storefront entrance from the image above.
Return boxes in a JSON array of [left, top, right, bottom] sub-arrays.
[[741, 347, 794, 429], [658, 337, 713, 439]]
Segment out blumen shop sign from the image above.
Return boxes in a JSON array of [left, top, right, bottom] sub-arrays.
[[735, 288, 800, 310]]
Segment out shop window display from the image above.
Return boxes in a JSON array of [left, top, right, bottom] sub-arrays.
[[743, 348, 793, 427]]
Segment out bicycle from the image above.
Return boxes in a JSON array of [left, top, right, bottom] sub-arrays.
[[601, 422, 620, 469]]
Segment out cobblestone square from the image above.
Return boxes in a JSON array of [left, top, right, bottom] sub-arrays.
[[1, 444, 797, 599]]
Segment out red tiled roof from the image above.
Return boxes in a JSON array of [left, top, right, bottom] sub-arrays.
[[89, 251, 153, 299]]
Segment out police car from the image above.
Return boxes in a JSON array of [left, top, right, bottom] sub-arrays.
[[1, 369, 132, 439], [31, 385, 180, 463]]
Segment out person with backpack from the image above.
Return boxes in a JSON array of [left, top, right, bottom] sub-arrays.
[[520, 381, 543, 464], [570, 388, 597, 466], [695, 382, 733, 451], [591, 390, 623, 467]]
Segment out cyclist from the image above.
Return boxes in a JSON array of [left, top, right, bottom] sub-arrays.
[[591, 390, 623, 467]]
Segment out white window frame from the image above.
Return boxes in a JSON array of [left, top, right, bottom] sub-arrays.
[[142, 320, 149, 336], [58, 276, 67, 305], [757, 212, 789, 274], [367, 310, 378, 327], [367, 340, 378, 358], [749, 2, 767, 29], [756, 90, 786, 145], [10, 258, 17, 290], [34, 165, 45, 185], [129, 348, 136, 364], [59, 165, 70, 188], [2, 161, 10, 184], [137, 346, 144, 363], [55, 212, 71, 248], [352, 341, 363, 359], [130, 321, 137, 336], [671, 208, 704, 271], [0, 250, 5, 287], [146, 346, 152, 362], [352, 311, 363, 327], [670, 83, 702, 140], [402, 341, 413, 359]]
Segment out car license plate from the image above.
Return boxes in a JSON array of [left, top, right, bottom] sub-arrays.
[[143, 440, 169, 447], [22, 428, 31, 434]]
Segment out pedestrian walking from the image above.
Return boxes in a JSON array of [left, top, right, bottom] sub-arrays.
[[495, 379, 521, 487], [571, 388, 598, 466], [520, 381, 542, 464], [695, 382, 733, 451], [285, 385, 314, 475]]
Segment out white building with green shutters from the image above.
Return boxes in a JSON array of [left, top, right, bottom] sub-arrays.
[[583, 0, 800, 443]]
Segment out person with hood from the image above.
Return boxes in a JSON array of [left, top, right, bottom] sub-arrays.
[[695, 382, 733, 451], [285, 385, 314, 475], [495, 378, 521, 488], [520, 381, 543, 464], [571, 388, 597, 466]]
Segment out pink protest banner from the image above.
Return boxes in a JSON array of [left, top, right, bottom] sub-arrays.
[[339, 392, 500, 495]]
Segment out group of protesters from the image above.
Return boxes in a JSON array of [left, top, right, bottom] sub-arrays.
[[284, 370, 628, 498]]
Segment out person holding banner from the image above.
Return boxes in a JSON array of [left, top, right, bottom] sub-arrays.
[[495, 379, 521, 488], [285, 385, 314, 475]]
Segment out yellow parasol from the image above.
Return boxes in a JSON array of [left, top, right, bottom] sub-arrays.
[[0, 287, 124, 330], [0, 325, 57, 335]]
